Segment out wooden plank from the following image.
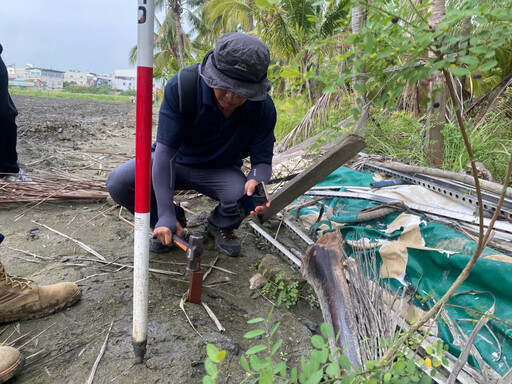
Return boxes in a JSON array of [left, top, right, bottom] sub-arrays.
[[261, 134, 366, 222]]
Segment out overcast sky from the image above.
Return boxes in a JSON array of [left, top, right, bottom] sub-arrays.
[[0, 1, 142, 74]]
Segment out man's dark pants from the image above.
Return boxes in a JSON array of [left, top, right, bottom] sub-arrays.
[[106, 157, 246, 230], [0, 48, 20, 176]]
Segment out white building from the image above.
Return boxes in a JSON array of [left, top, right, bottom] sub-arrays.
[[7, 65, 63, 89], [64, 70, 94, 86], [110, 69, 137, 91]]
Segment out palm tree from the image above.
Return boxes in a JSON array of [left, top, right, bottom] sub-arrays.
[[351, 2, 366, 131], [425, 0, 446, 167], [203, 0, 255, 34]]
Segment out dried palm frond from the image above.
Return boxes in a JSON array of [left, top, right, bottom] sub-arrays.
[[0, 169, 108, 204], [279, 93, 341, 151]]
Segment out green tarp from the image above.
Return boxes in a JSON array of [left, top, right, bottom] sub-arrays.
[[295, 166, 512, 376]]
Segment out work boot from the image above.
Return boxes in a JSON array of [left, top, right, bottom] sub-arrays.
[[0, 262, 82, 323], [0, 346, 24, 383], [206, 222, 241, 257], [149, 203, 187, 253]]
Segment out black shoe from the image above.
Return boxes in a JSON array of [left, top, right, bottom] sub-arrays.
[[149, 237, 173, 253], [149, 204, 187, 254], [206, 223, 241, 257]]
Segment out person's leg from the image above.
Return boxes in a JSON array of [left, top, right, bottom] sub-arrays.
[[106, 158, 159, 228], [175, 164, 246, 230], [0, 51, 20, 177], [175, 165, 246, 256]]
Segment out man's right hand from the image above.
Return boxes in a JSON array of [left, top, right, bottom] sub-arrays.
[[153, 222, 184, 246]]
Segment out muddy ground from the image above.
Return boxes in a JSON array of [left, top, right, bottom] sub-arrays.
[[0, 95, 322, 383]]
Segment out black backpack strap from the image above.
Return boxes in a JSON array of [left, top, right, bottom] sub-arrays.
[[177, 63, 200, 116]]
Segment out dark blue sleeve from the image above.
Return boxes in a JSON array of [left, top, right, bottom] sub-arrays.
[[249, 95, 276, 167], [156, 75, 185, 148]]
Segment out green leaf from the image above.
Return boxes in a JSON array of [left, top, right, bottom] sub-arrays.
[[247, 318, 265, 324], [474, 15, 488, 24], [420, 97, 431, 106], [290, 367, 298, 380], [280, 69, 301, 78], [259, 365, 274, 383], [253, 0, 270, 8], [406, 359, 416, 374], [244, 329, 265, 339], [311, 335, 325, 349], [250, 354, 264, 371], [479, 60, 498, 72], [364, 35, 374, 55], [490, 8, 510, 20], [205, 359, 218, 376], [306, 369, 324, 384], [384, 372, 392, 383], [246, 344, 267, 355], [450, 67, 471, 76], [469, 45, 486, 55], [376, 49, 392, 61], [320, 323, 334, 338], [206, 344, 219, 361], [269, 322, 280, 339], [339, 355, 351, 371], [203, 376, 215, 384], [274, 361, 287, 376], [240, 355, 250, 372], [323, 85, 337, 93], [319, 348, 329, 364], [325, 362, 340, 377], [271, 339, 283, 356], [459, 55, 479, 69]]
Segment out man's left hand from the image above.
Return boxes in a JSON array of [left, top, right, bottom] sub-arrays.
[[245, 179, 270, 216]]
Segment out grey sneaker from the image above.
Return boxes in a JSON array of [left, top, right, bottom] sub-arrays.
[[206, 223, 241, 257], [149, 237, 173, 253], [4, 168, 33, 183]]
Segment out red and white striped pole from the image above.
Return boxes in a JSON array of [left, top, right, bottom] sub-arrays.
[[133, 0, 154, 364]]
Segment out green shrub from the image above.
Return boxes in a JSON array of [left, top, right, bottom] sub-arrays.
[[365, 110, 428, 166], [204, 310, 442, 383]]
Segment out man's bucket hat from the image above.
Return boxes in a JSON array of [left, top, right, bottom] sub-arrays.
[[200, 32, 271, 101]]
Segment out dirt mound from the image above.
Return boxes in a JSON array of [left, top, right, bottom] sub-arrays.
[[1, 95, 321, 383]]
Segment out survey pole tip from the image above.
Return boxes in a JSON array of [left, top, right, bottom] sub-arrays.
[[132, 339, 147, 364]]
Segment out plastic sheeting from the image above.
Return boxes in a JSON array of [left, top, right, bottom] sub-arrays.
[[293, 166, 512, 376]]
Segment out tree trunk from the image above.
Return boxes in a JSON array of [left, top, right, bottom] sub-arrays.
[[170, 0, 185, 69], [401, 81, 420, 117], [426, 0, 446, 167], [351, 4, 367, 136], [301, 231, 360, 367]]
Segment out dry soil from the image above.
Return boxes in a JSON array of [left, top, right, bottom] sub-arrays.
[[0, 95, 322, 384]]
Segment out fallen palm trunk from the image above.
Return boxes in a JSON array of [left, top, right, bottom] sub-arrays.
[[301, 230, 360, 368], [261, 134, 366, 222]]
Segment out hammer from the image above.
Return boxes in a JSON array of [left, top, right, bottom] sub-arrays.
[[172, 233, 204, 304]]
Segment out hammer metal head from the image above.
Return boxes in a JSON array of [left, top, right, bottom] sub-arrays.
[[186, 234, 204, 272]]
